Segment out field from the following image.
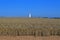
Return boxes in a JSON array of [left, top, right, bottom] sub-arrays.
[[0, 18, 60, 40], [0, 36, 60, 40]]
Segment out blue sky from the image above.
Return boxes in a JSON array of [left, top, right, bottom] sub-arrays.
[[0, 0, 60, 17]]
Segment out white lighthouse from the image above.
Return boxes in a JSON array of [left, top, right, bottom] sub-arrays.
[[29, 13, 31, 18]]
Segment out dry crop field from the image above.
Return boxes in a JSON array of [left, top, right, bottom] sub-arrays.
[[0, 18, 60, 40]]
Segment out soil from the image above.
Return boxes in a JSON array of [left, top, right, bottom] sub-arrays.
[[0, 36, 60, 40]]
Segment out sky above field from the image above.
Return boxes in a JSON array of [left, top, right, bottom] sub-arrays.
[[0, 0, 60, 17]]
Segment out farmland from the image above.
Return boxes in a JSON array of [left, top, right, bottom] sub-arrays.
[[0, 36, 60, 40], [0, 18, 60, 40], [0, 18, 60, 36]]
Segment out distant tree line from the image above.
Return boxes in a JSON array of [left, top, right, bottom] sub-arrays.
[[50, 17, 60, 19], [34, 17, 60, 19], [0, 16, 60, 19]]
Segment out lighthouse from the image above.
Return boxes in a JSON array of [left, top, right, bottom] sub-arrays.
[[29, 13, 31, 18]]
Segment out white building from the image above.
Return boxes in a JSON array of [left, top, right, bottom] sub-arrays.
[[29, 13, 31, 18]]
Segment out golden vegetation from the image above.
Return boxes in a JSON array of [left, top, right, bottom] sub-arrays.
[[0, 18, 60, 36]]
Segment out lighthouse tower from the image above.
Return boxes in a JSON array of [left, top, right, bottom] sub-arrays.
[[29, 13, 31, 18]]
